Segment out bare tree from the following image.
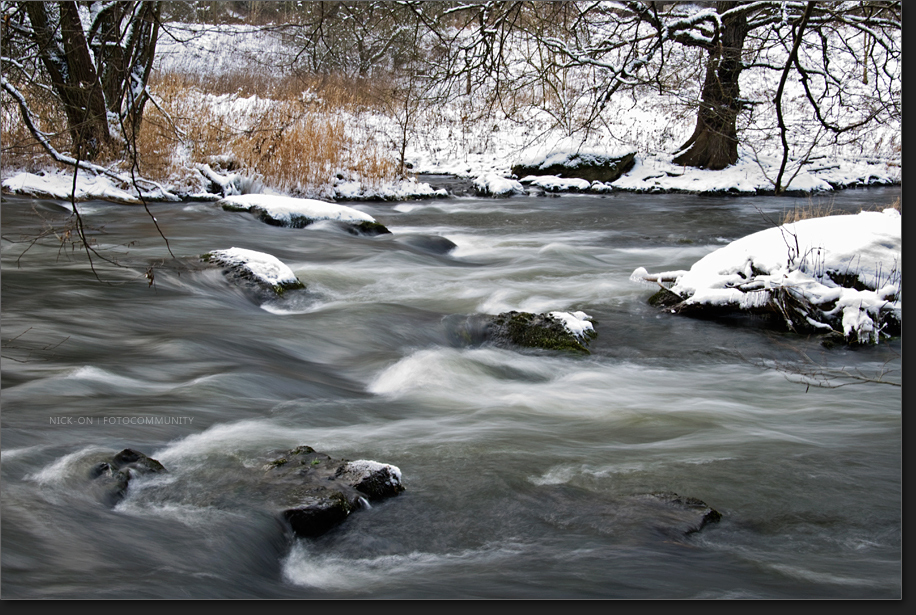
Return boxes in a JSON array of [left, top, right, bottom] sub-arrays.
[[2, 1, 162, 161]]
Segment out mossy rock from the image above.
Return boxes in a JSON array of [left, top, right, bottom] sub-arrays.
[[647, 287, 684, 308], [488, 311, 596, 354], [350, 220, 392, 236]]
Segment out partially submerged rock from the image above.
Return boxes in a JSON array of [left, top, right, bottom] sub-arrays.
[[631, 492, 722, 536], [202, 247, 305, 296], [88, 445, 404, 538], [529, 484, 721, 541], [89, 448, 167, 507], [263, 445, 404, 538], [490, 310, 596, 354], [512, 149, 637, 184], [448, 310, 598, 353], [218, 193, 390, 235], [390, 234, 458, 255]]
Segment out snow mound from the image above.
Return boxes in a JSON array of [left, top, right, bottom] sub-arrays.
[[474, 173, 525, 197], [204, 247, 304, 293], [636, 209, 901, 344]]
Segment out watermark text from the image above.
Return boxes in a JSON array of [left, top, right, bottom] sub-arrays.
[[49, 416, 194, 426]]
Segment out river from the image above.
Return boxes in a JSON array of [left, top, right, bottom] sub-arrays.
[[0, 186, 901, 598]]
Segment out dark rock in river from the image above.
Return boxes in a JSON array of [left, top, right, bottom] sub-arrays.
[[512, 151, 636, 184], [263, 445, 404, 538], [631, 492, 722, 536], [89, 448, 167, 507], [87, 445, 404, 539], [391, 234, 458, 255], [529, 484, 721, 542]]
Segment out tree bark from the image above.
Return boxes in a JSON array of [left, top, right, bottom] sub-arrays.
[[673, 2, 750, 170]]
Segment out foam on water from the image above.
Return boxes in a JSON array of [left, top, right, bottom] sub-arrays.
[[24, 446, 110, 485], [281, 541, 527, 591], [114, 499, 248, 529], [529, 455, 738, 485]]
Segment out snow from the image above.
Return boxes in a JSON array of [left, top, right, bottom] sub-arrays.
[[333, 177, 447, 201], [344, 460, 403, 485], [218, 193, 377, 225], [610, 153, 897, 194], [515, 139, 636, 170], [548, 311, 595, 341], [634, 209, 901, 344], [205, 247, 301, 289]]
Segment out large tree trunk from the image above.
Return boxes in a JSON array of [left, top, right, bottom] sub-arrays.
[[25, 2, 113, 160], [673, 2, 750, 170]]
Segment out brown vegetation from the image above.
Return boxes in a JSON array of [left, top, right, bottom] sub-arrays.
[[123, 69, 398, 195]]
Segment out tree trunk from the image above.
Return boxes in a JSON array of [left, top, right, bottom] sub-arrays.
[[673, 2, 750, 170], [26, 2, 113, 160]]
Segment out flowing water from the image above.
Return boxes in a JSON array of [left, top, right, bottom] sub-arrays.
[[1, 186, 901, 598]]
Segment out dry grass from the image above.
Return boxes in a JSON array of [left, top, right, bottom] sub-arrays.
[[134, 69, 399, 194], [782, 194, 901, 225], [2, 69, 401, 195], [781, 201, 838, 224], [1, 84, 74, 173]]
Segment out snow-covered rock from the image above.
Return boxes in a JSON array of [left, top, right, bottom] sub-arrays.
[[473, 173, 526, 197], [218, 193, 390, 235], [635, 209, 901, 344], [203, 247, 305, 295], [520, 175, 593, 192], [512, 144, 637, 183], [335, 460, 404, 500]]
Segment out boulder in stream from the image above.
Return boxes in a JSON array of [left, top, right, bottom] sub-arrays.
[[87, 445, 404, 539], [89, 448, 167, 507], [487, 310, 597, 354], [202, 247, 306, 296], [263, 445, 405, 538], [631, 492, 722, 536]]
